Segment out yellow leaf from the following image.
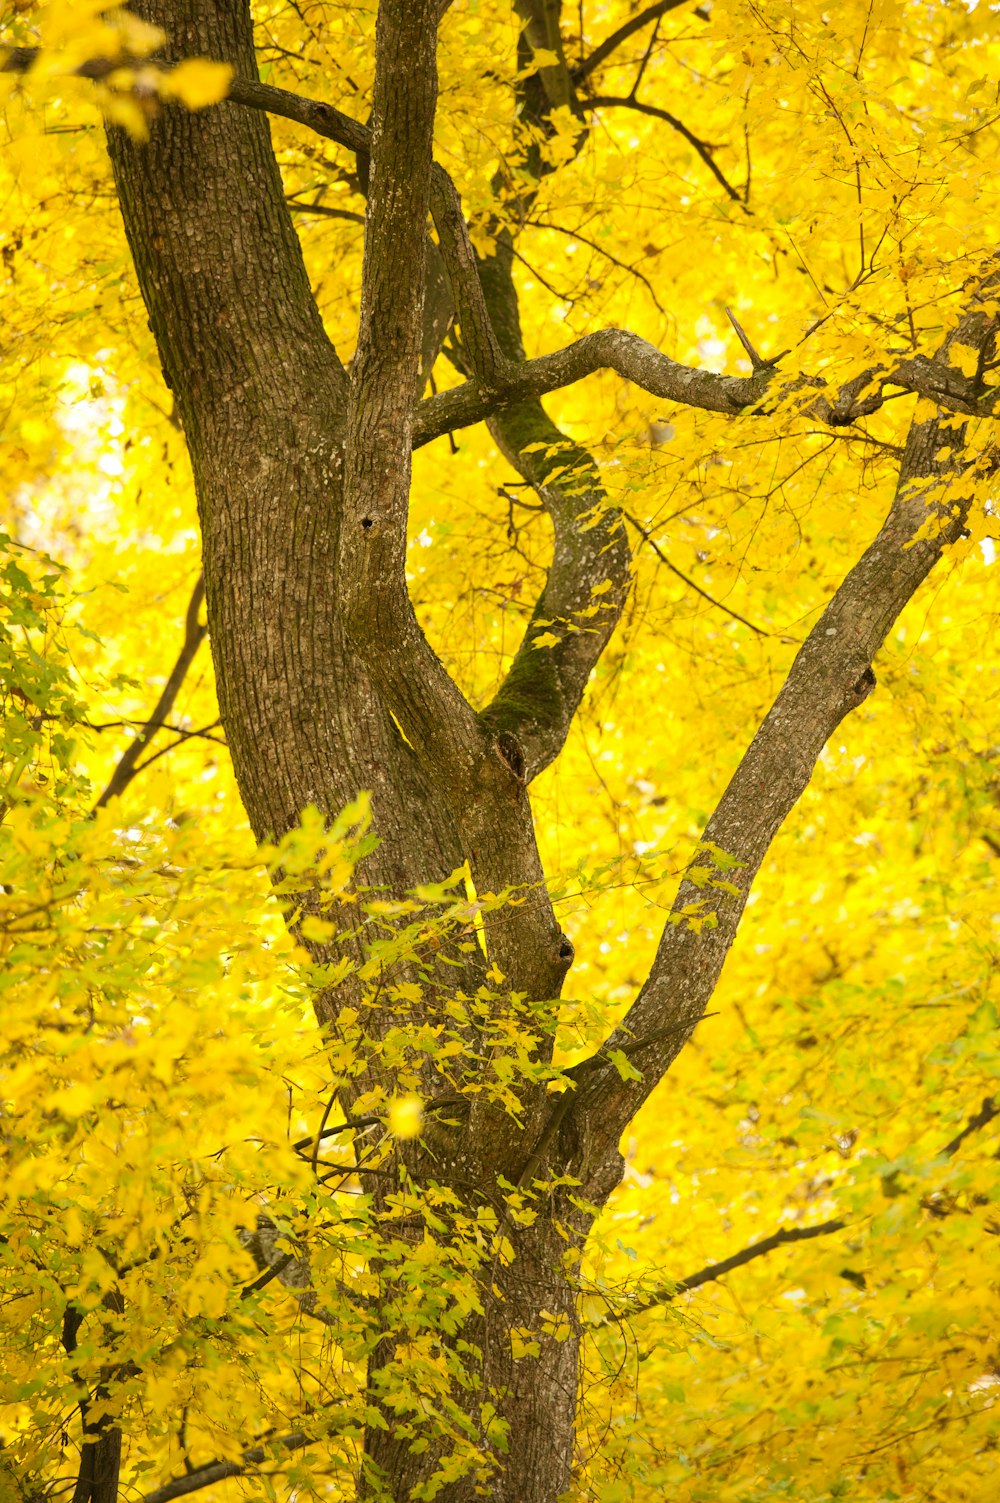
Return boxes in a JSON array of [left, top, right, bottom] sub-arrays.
[[300, 914, 335, 942], [389, 1094, 423, 1139], [948, 343, 979, 378], [159, 59, 234, 111], [99, 90, 150, 141]]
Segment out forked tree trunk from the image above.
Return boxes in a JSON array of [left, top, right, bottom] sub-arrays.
[[106, 5, 587, 1498], [102, 4, 992, 1501]]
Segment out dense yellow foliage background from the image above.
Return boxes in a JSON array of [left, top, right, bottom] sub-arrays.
[[2, 2, 999, 1499]]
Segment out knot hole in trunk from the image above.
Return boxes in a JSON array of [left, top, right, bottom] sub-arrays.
[[496, 730, 527, 783]]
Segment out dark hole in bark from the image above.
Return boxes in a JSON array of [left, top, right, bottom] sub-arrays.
[[361, 517, 374, 530], [496, 730, 526, 782]]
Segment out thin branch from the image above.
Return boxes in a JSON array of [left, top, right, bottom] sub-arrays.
[[674, 1218, 846, 1294], [619, 1086, 1000, 1320], [941, 1095, 998, 1158], [239, 1254, 295, 1300], [573, 1, 702, 85], [127, 720, 224, 776], [621, 508, 771, 636], [580, 94, 745, 204], [629, 16, 663, 99], [93, 574, 206, 810], [143, 1431, 312, 1503], [620, 1217, 847, 1318], [285, 197, 365, 224], [525, 216, 666, 312]]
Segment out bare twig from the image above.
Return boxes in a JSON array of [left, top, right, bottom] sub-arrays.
[[573, 1, 704, 85], [621, 508, 772, 637], [93, 574, 206, 809], [580, 94, 745, 205], [285, 197, 366, 224], [621, 1087, 1000, 1321], [725, 306, 771, 371]]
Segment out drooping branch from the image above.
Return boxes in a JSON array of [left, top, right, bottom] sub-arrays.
[[580, 93, 745, 203], [570, 301, 998, 1169], [93, 573, 206, 809]]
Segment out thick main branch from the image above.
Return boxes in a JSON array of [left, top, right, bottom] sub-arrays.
[[570, 304, 997, 1174]]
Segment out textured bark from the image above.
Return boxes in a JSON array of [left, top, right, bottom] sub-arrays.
[[105, 6, 580, 1500], [105, 0, 463, 907], [95, 2, 995, 1499], [475, 236, 632, 779]]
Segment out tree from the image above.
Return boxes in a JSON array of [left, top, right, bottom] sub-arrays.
[[2, 2, 999, 1502]]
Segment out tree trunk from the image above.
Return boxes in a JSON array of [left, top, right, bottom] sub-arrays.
[[105, 5, 584, 1498], [105, 0, 467, 917], [101, 4, 994, 1500], [363, 1218, 584, 1503]]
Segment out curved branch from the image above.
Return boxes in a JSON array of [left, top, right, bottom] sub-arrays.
[[573, 1, 701, 85], [581, 94, 745, 204], [450, 238, 629, 781], [479, 413, 630, 780], [415, 328, 767, 446], [571, 301, 998, 1170], [413, 333, 993, 449]]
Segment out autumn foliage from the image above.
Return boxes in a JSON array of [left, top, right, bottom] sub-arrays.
[[2, 3, 1000, 1502]]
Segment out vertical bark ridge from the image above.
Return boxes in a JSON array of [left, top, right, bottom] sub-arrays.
[[105, 0, 467, 911]]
